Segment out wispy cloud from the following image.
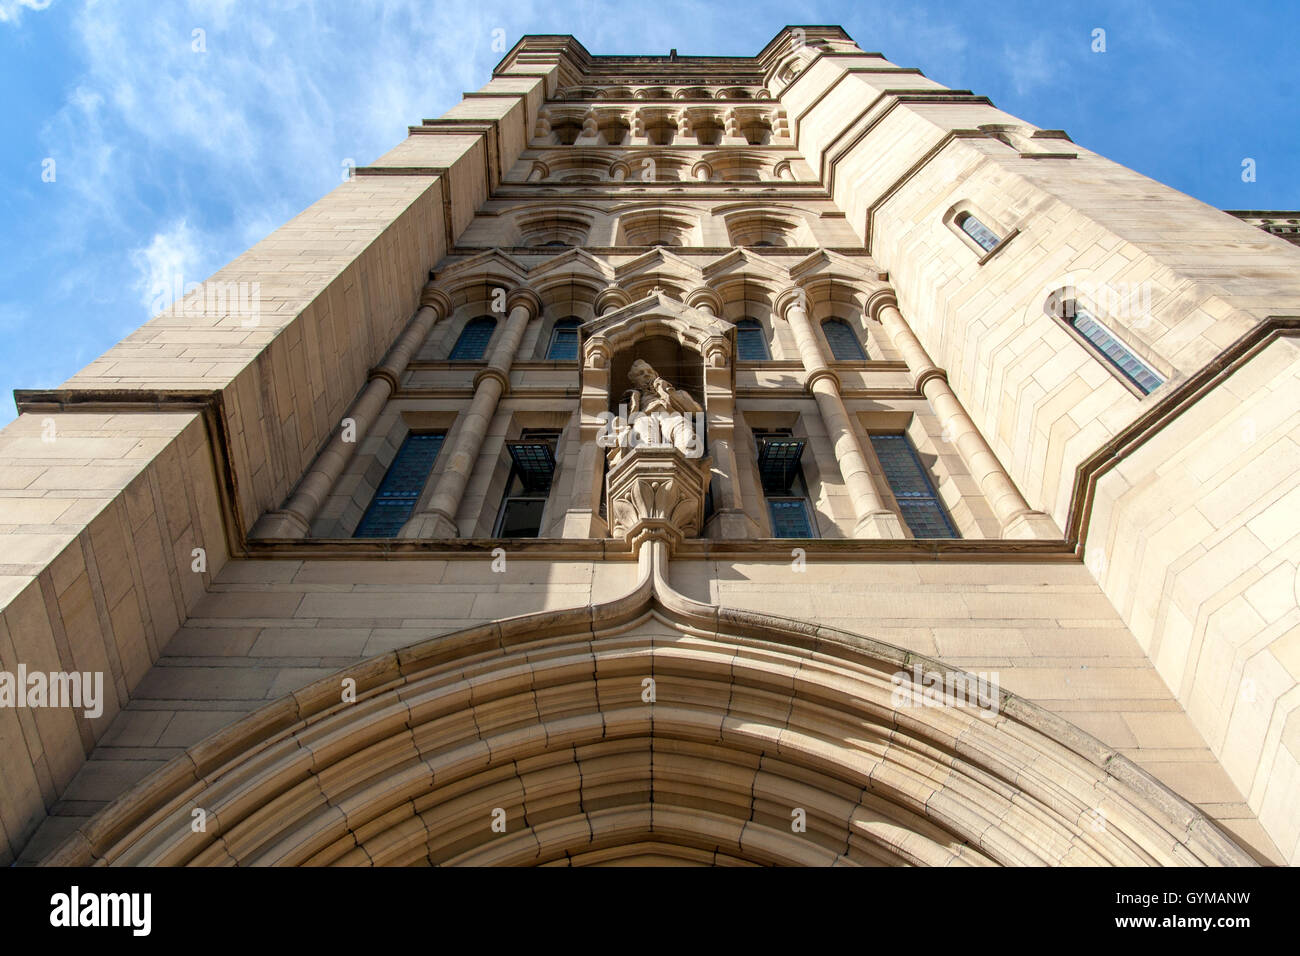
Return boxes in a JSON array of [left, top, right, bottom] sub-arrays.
[[1002, 35, 1055, 97], [0, 0, 53, 26], [130, 219, 207, 313]]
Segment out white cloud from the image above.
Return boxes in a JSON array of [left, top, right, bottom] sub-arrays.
[[0, 0, 53, 26], [31, 0, 514, 334], [130, 219, 206, 315], [1003, 35, 1055, 96]]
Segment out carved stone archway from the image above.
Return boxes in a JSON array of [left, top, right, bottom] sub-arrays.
[[44, 541, 1254, 868]]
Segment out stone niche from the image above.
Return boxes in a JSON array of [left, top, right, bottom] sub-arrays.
[[607, 335, 704, 415], [571, 291, 737, 541], [603, 353, 712, 547]]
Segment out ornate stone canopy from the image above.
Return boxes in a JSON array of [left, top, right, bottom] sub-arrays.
[[580, 290, 734, 375]]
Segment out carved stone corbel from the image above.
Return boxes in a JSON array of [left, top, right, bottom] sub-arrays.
[[606, 446, 713, 551]]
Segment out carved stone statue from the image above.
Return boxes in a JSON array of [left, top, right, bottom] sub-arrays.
[[605, 358, 712, 546], [621, 358, 703, 456], [624, 359, 701, 414]]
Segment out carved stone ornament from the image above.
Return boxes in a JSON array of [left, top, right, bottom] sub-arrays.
[[606, 445, 712, 549], [604, 360, 711, 548]]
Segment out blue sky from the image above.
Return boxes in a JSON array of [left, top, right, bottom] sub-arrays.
[[1, 0, 1297, 424]]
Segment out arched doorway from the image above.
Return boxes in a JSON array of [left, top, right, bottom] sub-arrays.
[[43, 550, 1254, 868]]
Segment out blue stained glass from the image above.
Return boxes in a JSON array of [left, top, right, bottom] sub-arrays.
[[869, 434, 958, 539], [736, 319, 771, 360], [822, 319, 867, 360], [547, 318, 581, 360], [450, 317, 496, 360], [768, 498, 813, 537], [959, 213, 1001, 253], [354, 433, 445, 537], [1071, 308, 1163, 395]]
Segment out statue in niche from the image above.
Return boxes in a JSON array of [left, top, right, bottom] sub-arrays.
[[615, 358, 704, 457]]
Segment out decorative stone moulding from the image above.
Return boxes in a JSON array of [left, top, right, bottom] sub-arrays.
[[43, 534, 1258, 867], [605, 445, 713, 550], [594, 285, 632, 316], [583, 336, 610, 368], [683, 286, 723, 316]]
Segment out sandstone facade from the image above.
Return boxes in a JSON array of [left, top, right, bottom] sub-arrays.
[[3, 28, 1298, 867]]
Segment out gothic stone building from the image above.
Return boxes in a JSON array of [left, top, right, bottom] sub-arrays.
[[3, 27, 1299, 867]]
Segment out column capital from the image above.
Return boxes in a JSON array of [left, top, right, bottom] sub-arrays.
[[505, 286, 544, 318], [773, 285, 809, 320], [804, 366, 841, 393], [914, 367, 949, 391], [419, 283, 454, 316], [864, 288, 899, 322], [594, 285, 631, 315], [684, 285, 722, 315], [473, 366, 511, 393], [367, 366, 401, 391]]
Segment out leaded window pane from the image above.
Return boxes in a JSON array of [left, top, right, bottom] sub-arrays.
[[869, 433, 958, 539], [354, 433, 445, 537]]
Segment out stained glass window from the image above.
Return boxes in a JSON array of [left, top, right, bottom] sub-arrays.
[[822, 318, 867, 360], [869, 433, 958, 539], [1069, 305, 1163, 395], [354, 433, 445, 537], [546, 318, 581, 360], [736, 318, 770, 360], [449, 317, 496, 360], [957, 213, 1000, 253]]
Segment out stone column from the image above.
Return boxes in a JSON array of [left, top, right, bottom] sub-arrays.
[[867, 291, 1059, 539], [594, 285, 631, 316], [685, 287, 757, 538], [774, 287, 904, 538], [557, 286, 631, 538], [251, 284, 452, 539], [400, 287, 542, 538]]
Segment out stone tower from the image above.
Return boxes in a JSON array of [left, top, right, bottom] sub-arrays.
[[4, 27, 1299, 866]]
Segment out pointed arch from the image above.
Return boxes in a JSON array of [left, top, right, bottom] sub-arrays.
[[42, 547, 1255, 868]]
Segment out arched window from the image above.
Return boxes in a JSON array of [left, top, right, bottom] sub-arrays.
[[546, 318, 582, 360], [955, 212, 1000, 253], [821, 318, 867, 360], [449, 316, 496, 360], [1055, 298, 1163, 395], [735, 318, 770, 361]]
